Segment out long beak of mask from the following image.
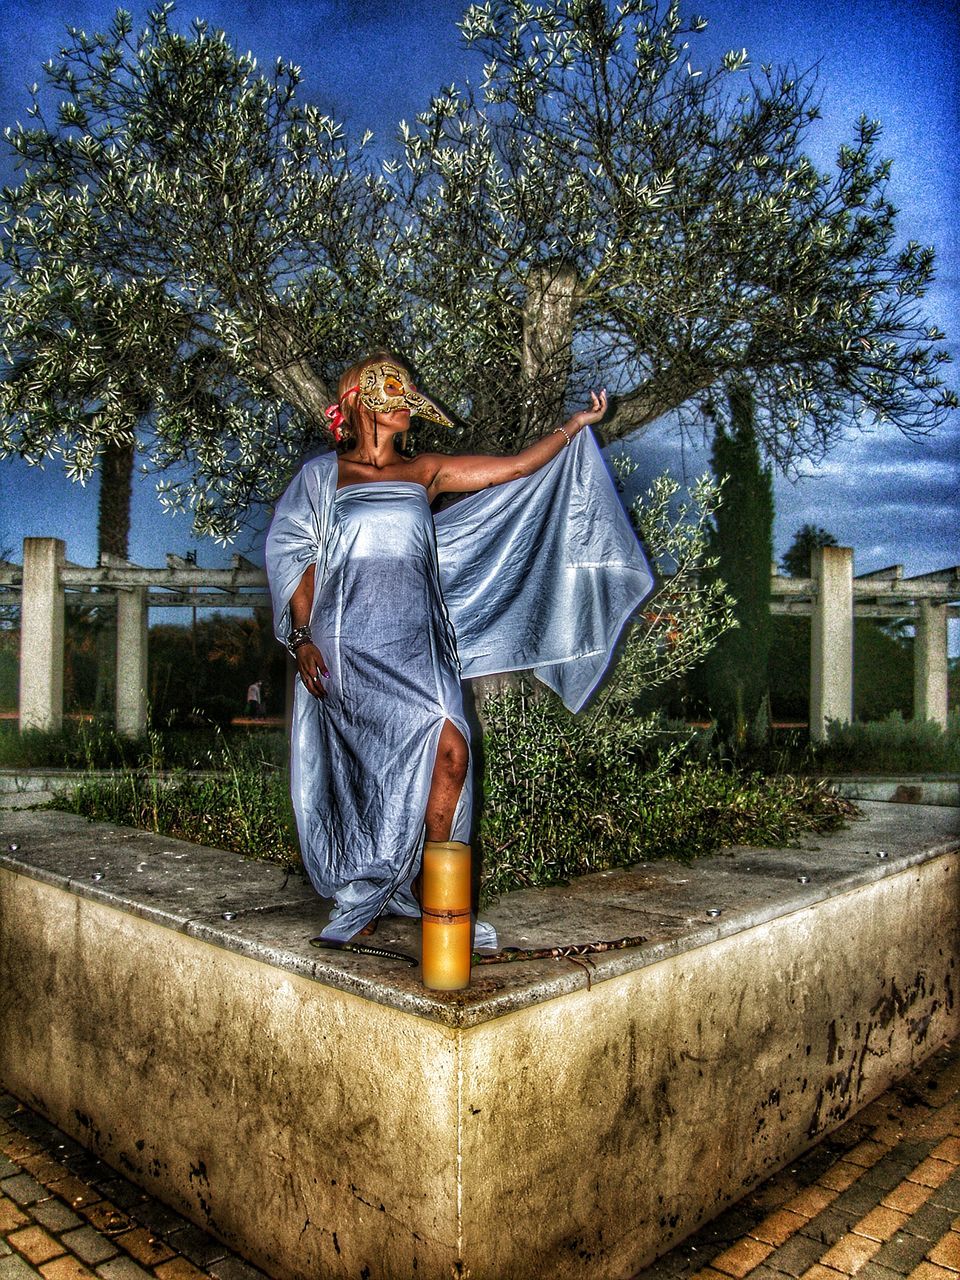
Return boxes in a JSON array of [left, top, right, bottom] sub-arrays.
[[356, 361, 454, 429]]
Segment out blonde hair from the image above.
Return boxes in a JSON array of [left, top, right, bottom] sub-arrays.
[[336, 350, 407, 445]]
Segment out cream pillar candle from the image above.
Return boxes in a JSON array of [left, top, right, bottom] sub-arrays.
[[421, 840, 472, 990]]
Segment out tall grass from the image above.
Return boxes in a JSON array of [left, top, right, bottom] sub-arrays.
[[51, 729, 301, 869]]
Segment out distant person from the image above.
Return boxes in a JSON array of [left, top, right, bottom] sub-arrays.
[[245, 680, 263, 719]]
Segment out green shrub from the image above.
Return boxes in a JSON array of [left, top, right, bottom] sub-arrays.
[[811, 710, 960, 775], [476, 687, 853, 900], [0, 718, 287, 771]]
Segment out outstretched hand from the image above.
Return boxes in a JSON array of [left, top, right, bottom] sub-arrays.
[[567, 388, 608, 433], [296, 642, 329, 700]]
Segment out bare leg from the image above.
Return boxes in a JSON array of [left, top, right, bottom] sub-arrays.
[[426, 720, 470, 841], [356, 721, 468, 934], [412, 720, 469, 906]]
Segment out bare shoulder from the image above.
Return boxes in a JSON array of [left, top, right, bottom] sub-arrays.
[[408, 452, 446, 487]]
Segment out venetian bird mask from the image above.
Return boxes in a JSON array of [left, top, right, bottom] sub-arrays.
[[356, 361, 453, 429]]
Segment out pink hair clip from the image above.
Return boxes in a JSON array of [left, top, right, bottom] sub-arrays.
[[324, 403, 345, 442], [324, 385, 360, 442]]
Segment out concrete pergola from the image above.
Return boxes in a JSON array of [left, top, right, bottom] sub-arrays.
[[1, 538, 957, 740]]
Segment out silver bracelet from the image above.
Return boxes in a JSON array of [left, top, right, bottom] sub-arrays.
[[553, 425, 572, 447], [286, 625, 313, 655]]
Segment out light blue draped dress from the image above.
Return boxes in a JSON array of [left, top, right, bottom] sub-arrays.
[[265, 429, 654, 944]]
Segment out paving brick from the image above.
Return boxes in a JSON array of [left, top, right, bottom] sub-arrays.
[[874, 1231, 937, 1274], [28, 1202, 82, 1234], [86, 1187, 143, 1216], [93, 1259, 152, 1280], [19, 1161, 67, 1189], [786, 1188, 840, 1220], [883, 1181, 937, 1215], [910, 1163, 956, 1191], [932, 1142, 960, 1168], [800, 1207, 863, 1248], [58, 1230, 118, 1267], [853, 1207, 911, 1243], [819, 1232, 882, 1274], [42, 1178, 99, 1212], [834, 1183, 892, 1220], [0, 1246, 9, 1261], [0, 1139, 41, 1164], [37, 1260, 97, 1280], [59, 1161, 108, 1189], [0, 1198, 30, 1234], [1, 1177, 48, 1208], [206, 1257, 269, 1280], [930, 1180, 960, 1215], [153, 1260, 208, 1280], [751, 1211, 809, 1247], [798, 1266, 845, 1280], [927, 1233, 960, 1272], [689, 1269, 729, 1280], [820, 1165, 867, 1194], [0, 1255, 43, 1280], [0, 1160, 19, 1181], [6, 1229, 64, 1267], [708, 1239, 775, 1278], [76, 1205, 129, 1238], [903, 1204, 959, 1244], [847, 1145, 893, 1170], [162, 1227, 228, 1270], [13, 1118, 61, 1150], [869, 1120, 908, 1147], [112, 1230, 174, 1269], [907, 1264, 958, 1280], [851, 1264, 906, 1280], [769, 1232, 835, 1277], [0, 1098, 22, 1120], [125, 1201, 189, 1239]]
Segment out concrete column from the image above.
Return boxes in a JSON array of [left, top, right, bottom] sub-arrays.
[[19, 538, 66, 733], [116, 587, 148, 738], [914, 599, 948, 728], [809, 545, 853, 742]]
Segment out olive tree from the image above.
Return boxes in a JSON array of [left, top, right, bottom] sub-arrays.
[[0, 6, 394, 538], [0, 0, 954, 542], [394, 0, 956, 458]]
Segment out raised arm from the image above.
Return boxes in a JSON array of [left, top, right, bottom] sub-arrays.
[[428, 390, 608, 497]]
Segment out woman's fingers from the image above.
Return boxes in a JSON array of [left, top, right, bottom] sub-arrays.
[[296, 644, 329, 699]]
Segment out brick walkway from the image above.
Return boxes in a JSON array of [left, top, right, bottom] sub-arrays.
[[635, 1039, 960, 1280], [5, 1041, 960, 1280], [0, 1095, 265, 1280]]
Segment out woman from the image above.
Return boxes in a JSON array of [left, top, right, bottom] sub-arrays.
[[266, 353, 653, 946]]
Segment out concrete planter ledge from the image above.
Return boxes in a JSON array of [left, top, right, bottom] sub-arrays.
[[2, 801, 959, 1280], [829, 774, 960, 807]]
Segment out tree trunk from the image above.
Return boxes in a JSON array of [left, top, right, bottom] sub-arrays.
[[251, 312, 334, 431], [521, 263, 581, 442], [97, 440, 135, 562], [95, 439, 135, 716]]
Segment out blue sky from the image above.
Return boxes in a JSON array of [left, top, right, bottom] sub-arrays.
[[0, 0, 957, 648]]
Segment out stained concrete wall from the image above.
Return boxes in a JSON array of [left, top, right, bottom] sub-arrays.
[[0, 870, 462, 1280], [459, 855, 959, 1277], [2, 851, 958, 1280]]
